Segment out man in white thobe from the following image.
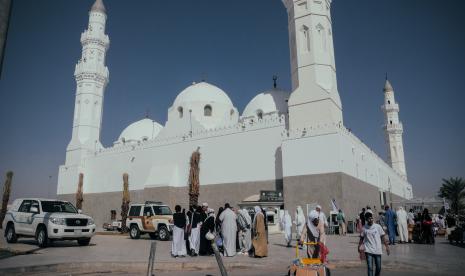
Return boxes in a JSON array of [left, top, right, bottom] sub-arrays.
[[294, 206, 306, 242], [396, 206, 408, 243], [282, 210, 292, 247], [219, 203, 237, 257], [315, 205, 328, 244]]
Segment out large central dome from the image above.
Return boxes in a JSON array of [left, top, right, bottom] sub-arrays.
[[173, 82, 233, 107]]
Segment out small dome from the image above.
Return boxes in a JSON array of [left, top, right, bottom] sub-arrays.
[[242, 88, 289, 118], [384, 79, 393, 92], [117, 118, 163, 143], [173, 82, 233, 107], [91, 0, 106, 13]]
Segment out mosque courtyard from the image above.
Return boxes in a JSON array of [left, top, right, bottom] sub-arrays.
[[0, 230, 463, 275]]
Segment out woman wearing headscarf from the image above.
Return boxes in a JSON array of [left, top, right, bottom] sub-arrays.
[[299, 210, 321, 258], [294, 206, 306, 242], [199, 208, 216, 256], [282, 210, 293, 247], [252, 206, 268, 257], [237, 209, 252, 254], [171, 205, 187, 258]]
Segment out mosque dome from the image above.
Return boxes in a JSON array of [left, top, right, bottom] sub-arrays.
[[173, 82, 233, 107], [167, 81, 238, 131], [242, 88, 289, 119], [117, 118, 163, 144]]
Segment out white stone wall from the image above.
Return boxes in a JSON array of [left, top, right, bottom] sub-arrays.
[[281, 125, 412, 200], [58, 115, 286, 194]]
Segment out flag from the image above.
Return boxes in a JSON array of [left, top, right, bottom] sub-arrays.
[[331, 198, 339, 212]]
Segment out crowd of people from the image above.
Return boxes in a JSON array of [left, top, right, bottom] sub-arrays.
[[356, 205, 439, 245], [170, 202, 268, 258]]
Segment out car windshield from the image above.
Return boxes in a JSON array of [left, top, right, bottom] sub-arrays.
[[153, 206, 172, 215], [41, 201, 78, 213]]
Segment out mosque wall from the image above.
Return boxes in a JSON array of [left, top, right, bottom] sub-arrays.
[[281, 124, 412, 202], [59, 179, 276, 230], [58, 116, 286, 195], [283, 172, 381, 223]]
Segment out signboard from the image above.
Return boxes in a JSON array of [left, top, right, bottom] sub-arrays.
[[259, 190, 283, 202]]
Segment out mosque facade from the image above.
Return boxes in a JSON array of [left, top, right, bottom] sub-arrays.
[[57, 0, 413, 226]]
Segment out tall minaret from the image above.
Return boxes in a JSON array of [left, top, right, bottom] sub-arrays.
[[281, 0, 342, 130], [65, 0, 109, 165], [381, 79, 407, 179]]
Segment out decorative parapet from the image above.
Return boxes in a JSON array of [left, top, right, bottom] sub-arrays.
[[74, 62, 109, 84], [80, 30, 110, 49], [95, 114, 286, 157], [383, 122, 403, 133], [381, 103, 399, 112]]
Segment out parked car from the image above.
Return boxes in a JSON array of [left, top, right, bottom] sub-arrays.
[[126, 201, 173, 240], [2, 198, 96, 247]]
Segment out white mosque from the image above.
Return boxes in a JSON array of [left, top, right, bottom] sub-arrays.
[[57, 0, 413, 226]]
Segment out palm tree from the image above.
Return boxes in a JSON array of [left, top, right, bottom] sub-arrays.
[[121, 173, 130, 233], [438, 177, 465, 214], [188, 147, 201, 207], [0, 171, 13, 229], [75, 173, 84, 210]]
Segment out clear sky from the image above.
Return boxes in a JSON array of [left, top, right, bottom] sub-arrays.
[[0, 0, 464, 200]]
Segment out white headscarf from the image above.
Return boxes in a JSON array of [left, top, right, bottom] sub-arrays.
[[207, 208, 215, 218], [295, 206, 306, 225], [307, 210, 320, 238], [253, 206, 262, 226], [241, 209, 252, 225]]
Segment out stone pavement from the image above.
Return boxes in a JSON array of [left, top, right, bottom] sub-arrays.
[[1, 230, 464, 275]]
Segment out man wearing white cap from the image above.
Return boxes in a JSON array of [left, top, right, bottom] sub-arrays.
[[315, 205, 328, 244]]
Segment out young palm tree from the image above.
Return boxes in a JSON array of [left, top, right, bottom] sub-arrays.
[[121, 173, 130, 233], [0, 171, 13, 229], [75, 173, 84, 210], [438, 177, 465, 214], [188, 147, 201, 207]]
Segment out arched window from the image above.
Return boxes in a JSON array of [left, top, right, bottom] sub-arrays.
[[204, 105, 212, 116], [301, 25, 310, 52], [387, 100, 391, 104], [257, 110, 263, 120], [390, 120, 392, 125], [230, 109, 234, 116], [178, 106, 183, 118]]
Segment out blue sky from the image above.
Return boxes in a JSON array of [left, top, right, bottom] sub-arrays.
[[0, 0, 464, 200]]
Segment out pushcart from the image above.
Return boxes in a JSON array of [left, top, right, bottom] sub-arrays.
[[288, 241, 330, 276]]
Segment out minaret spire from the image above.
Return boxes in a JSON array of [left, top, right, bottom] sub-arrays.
[[381, 79, 407, 179], [65, 0, 110, 165]]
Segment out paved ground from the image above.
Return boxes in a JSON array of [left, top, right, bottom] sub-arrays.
[[1, 230, 464, 275]]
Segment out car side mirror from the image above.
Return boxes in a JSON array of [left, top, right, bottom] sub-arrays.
[[30, 207, 39, 213], [78, 209, 82, 214]]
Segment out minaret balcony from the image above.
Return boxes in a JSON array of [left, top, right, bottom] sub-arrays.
[[381, 103, 399, 112], [80, 30, 110, 49], [383, 122, 403, 133]]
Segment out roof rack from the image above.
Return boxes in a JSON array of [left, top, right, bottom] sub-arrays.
[[145, 201, 164, 205]]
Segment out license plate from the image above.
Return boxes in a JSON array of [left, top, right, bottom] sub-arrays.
[[75, 229, 82, 234]]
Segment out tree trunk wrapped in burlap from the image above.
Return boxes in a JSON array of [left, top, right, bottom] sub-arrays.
[[75, 173, 84, 210], [188, 147, 201, 207], [0, 171, 13, 229], [121, 173, 130, 233]]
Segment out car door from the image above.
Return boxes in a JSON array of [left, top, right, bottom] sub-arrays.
[[15, 200, 32, 234], [143, 206, 155, 231], [23, 200, 40, 235]]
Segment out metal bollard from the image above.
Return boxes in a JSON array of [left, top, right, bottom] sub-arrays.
[[211, 240, 228, 276], [147, 241, 156, 276]]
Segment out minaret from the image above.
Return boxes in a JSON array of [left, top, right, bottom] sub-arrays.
[[65, 0, 109, 165], [381, 79, 407, 179], [281, 0, 343, 130]]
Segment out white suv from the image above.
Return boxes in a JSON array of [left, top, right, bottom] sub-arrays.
[[2, 198, 96, 247]]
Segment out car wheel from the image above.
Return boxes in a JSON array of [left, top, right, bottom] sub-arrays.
[[158, 225, 170, 241], [129, 224, 140, 239], [5, 224, 18, 243], [78, 238, 91, 246], [149, 232, 157, 239], [36, 226, 49, 248]]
